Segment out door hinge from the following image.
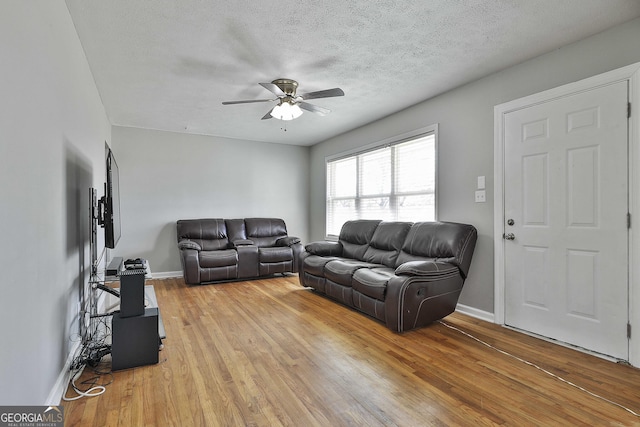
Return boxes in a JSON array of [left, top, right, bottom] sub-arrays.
[[629, 102, 632, 119], [628, 213, 632, 229], [628, 323, 632, 339]]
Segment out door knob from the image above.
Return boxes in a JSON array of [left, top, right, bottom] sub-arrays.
[[504, 233, 516, 240]]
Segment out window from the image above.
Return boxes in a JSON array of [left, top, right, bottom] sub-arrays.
[[326, 128, 437, 237]]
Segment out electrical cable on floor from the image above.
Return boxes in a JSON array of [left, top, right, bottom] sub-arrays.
[[437, 320, 640, 418], [64, 316, 114, 401], [63, 366, 107, 401]]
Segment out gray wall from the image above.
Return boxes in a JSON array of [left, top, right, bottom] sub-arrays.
[[309, 17, 640, 314], [0, 1, 110, 404], [110, 126, 310, 274]]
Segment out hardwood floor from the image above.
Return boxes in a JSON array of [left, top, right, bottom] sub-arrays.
[[63, 276, 640, 426]]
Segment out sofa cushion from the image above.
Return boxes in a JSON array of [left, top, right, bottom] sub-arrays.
[[199, 249, 238, 268], [324, 259, 377, 286], [339, 220, 381, 260], [225, 219, 248, 242], [352, 267, 396, 301], [363, 221, 412, 267], [303, 255, 338, 276], [177, 219, 230, 251], [245, 218, 288, 247], [305, 241, 343, 256], [259, 246, 293, 263], [396, 221, 477, 279], [395, 260, 459, 279]]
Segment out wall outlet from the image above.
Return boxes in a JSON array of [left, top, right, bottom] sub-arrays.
[[475, 190, 486, 203]]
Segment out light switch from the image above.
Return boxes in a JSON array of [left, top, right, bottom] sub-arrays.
[[477, 176, 486, 190], [475, 190, 486, 203]]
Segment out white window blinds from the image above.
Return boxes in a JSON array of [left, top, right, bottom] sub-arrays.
[[326, 132, 436, 237]]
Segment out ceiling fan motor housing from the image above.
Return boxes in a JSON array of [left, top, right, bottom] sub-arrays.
[[272, 78, 298, 97]]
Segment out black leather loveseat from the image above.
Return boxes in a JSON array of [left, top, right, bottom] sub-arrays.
[[299, 220, 477, 332], [177, 218, 303, 284]]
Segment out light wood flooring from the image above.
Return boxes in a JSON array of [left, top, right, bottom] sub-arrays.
[[63, 276, 640, 426]]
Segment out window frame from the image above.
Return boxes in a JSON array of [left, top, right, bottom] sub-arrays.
[[325, 124, 438, 239]]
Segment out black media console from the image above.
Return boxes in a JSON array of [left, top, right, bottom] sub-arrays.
[[106, 259, 163, 371]]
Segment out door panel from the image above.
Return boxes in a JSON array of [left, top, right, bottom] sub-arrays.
[[504, 81, 629, 359]]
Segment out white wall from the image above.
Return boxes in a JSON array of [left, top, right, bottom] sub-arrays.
[[110, 126, 310, 274], [0, 1, 110, 404], [309, 17, 640, 314]]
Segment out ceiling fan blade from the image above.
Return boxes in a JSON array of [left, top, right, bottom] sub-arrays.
[[261, 108, 274, 120], [259, 82, 286, 97], [299, 102, 331, 116], [298, 88, 344, 100], [222, 99, 274, 105]]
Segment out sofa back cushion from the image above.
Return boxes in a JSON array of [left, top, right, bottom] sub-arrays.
[[225, 218, 247, 242], [245, 218, 288, 247], [339, 220, 381, 260], [396, 221, 478, 278], [176, 219, 230, 251], [363, 221, 412, 267]]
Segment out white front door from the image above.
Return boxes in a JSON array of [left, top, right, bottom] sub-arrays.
[[503, 81, 629, 360]]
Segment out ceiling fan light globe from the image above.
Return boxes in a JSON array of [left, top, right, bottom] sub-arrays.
[[271, 102, 303, 121]]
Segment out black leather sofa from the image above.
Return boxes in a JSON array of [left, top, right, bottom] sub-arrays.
[[299, 220, 477, 332], [177, 218, 303, 284]]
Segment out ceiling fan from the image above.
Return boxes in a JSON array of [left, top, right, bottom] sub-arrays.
[[222, 78, 344, 121]]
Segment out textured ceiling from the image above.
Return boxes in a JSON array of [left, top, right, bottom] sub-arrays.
[[65, 0, 640, 146]]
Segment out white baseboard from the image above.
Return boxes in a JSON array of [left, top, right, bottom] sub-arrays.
[[46, 340, 81, 405], [455, 303, 495, 323], [151, 270, 182, 279]]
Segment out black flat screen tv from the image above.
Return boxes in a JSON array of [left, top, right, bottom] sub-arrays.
[[101, 144, 121, 249]]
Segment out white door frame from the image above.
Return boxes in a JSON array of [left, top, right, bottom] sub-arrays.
[[494, 62, 640, 366]]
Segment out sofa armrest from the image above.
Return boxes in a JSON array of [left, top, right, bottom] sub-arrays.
[[231, 239, 255, 247], [395, 260, 459, 279], [305, 241, 343, 256], [178, 239, 202, 251], [385, 262, 465, 332], [179, 248, 201, 284], [276, 236, 301, 247]]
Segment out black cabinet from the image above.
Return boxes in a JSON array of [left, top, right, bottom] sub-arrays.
[[111, 308, 159, 371]]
